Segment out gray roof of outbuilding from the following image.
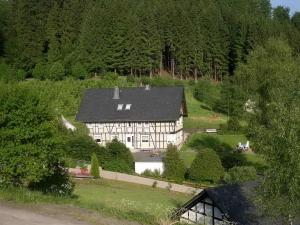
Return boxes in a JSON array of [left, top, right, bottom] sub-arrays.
[[76, 86, 187, 122], [133, 152, 163, 162]]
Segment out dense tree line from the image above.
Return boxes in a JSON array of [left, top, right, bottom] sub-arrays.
[[0, 0, 300, 80]]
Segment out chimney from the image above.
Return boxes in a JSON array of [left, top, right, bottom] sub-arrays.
[[145, 84, 151, 91], [113, 86, 120, 99]]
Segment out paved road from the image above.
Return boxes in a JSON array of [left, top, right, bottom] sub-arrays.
[[0, 204, 89, 225]]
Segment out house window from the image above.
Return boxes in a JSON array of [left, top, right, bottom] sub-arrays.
[[96, 139, 101, 143], [144, 122, 149, 126], [127, 137, 131, 142], [137, 122, 142, 126], [128, 122, 131, 127], [125, 104, 131, 110], [117, 104, 123, 111], [141, 135, 149, 142]]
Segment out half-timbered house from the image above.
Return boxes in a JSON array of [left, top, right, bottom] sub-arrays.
[[173, 182, 295, 225], [76, 86, 187, 152]]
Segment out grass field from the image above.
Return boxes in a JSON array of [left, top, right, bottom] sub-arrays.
[[0, 179, 190, 225], [179, 133, 267, 172], [183, 86, 227, 130]]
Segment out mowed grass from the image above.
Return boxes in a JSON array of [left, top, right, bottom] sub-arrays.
[[183, 86, 227, 130], [0, 179, 190, 225], [74, 179, 189, 223], [180, 133, 267, 171]]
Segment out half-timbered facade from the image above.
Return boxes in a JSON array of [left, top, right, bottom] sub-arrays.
[[76, 86, 187, 151], [173, 182, 292, 225]]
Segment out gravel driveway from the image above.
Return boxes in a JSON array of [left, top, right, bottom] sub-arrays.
[[0, 203, 141, 225], [0, 204, 88, 225]]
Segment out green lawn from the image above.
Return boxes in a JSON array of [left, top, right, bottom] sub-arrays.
[[183, 86, 227, 130], [74, 179, 189, 224], [180, 133, 266, 172], [0, 179, 190, 225]]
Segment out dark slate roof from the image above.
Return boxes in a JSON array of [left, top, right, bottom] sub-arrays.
[[133, 152, 163, 162], [76, 86, 187, 122], [175, 182, 297, 225]]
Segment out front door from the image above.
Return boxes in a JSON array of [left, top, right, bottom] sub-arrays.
[[126, 135, 134, 149]]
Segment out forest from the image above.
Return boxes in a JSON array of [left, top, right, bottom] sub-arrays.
[[0, 0, 300, 81], [0, 0, 299, 224]]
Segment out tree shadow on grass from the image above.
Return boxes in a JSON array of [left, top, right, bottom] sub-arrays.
[[188, 135, 247, 169]]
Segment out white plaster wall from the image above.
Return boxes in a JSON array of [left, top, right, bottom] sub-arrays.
[[135, 162, 164, 174]]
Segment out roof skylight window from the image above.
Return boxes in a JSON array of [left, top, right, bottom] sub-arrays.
[[125, 104, 132, 110], [117, 104, 123, 111]]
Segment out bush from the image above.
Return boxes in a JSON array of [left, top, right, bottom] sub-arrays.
[[105, 139, 134, 173], [227, 117, 242, 132], [103, 72, 118, 81], [0, 84, 73, 195], [33, 62, 48, 80], [91, 153, 100, 178], [224, 166, 257, 184], [0, 62, 25, 82], [189, 149, 224, 183], [188, 135, 246, 169], [65, 133, 107, 162], [126, 75, 135, 83], [141, 169, 161, 178], [28, 164, 74, 196], [163, 145, 186, 182], [72, 62, 88, 80], [49, 62, 65, 80]]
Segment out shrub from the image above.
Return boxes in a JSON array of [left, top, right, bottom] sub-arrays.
[[65, 133, 107, 162], [103, 72, 118, 81], [189, 149, 224, 183], [163, 144, 186, 182], [71, 62, 88, 80], [224, 166, 257, 184], [0, 84, 73, 195], [91, 153, 100, 178], [227, 117, 242, 132], [28, 164, 74, 196], [0, 62, 25, 82], [49, 62, 65, 80], [126, 75, 135, 83], [105, 139, 134, 173], [142, 169, 161, 178], [33, 62, 48, 80]]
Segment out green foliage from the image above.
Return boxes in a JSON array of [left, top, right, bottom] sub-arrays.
[[32, 62, 48, 80], [103, 72, 119, 81], [65, 133, 106, 162], [224, 166, 257, 184], [91, 153, 100, 178], [49, 62, 65, 80], [141, 169, 161, 179], [189, 149, 224, 183], [188, 134, 246, 169], [163, 145, 186, 182], [0, 62, 25, 82], [0, 84, 72, 195], [105, 139, 134, 173], [71, 62, 88, 80], [234, 38, 300, 221], [5, 0, 298, 79], [193, 78, 220, 110]]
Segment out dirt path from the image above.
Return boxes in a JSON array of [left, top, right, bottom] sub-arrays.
[[0, 202, 141, 225]]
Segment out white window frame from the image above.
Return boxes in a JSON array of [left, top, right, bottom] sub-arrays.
[[117, 104, 123, 111], [125, 104, 131, 110], [141, 135, 149, 143]]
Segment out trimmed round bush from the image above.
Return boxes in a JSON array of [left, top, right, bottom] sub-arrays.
[[163, 144, 186, 182], [189, 149, 224, 183]]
